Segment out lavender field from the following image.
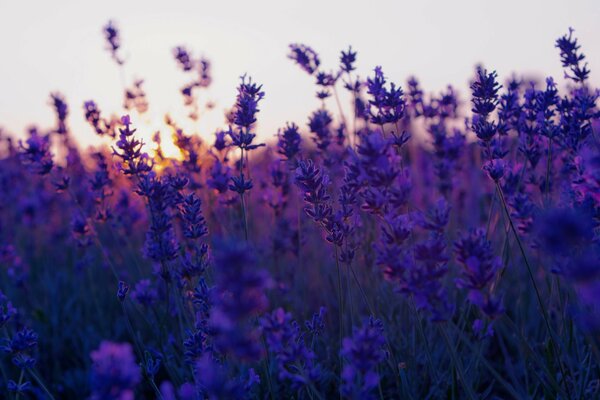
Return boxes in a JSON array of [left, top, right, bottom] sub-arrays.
[[0, 17, 599, 400]]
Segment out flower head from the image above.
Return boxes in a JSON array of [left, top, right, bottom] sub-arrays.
[[90, 341, 141, 400], [288, 43, 320, 75]]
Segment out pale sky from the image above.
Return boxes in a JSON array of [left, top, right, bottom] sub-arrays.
[[1, 0, 599, 148]]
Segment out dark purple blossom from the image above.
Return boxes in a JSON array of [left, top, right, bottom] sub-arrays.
[[556, 28, 590, 83], [455, 229, 503, 318], [277, 122, 302, 162], [103, 20, 124, 65], [366, 66, 406, 125], [210, 240, 271, 361], [288, 43, 320, 75], [117, 281, 129, 302], [340, 46, 357, 73], [18, 128, 53, 175], [341, 317, 387, 399], [90, 341, 141, 400], [50, 92, 69, 134]]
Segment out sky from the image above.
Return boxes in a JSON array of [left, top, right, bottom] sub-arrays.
[[1, 0, 599, 149]]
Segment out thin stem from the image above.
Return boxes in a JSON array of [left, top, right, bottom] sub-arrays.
[[149, 379, 166, 400], [409, 298, 438, 381], [495, 182, 573, 399], [15, 369, 24, 400], [450, 322, 522, 399], [239, 147, 249, 241], [439, 325, 477, 400], [332, 86, 349, 143], [27, 368, 56, 400], [544, 136, 553, 206], [240, 191, 249, 241], [261, 335, 276, 400], [334, 245, 344, 386]]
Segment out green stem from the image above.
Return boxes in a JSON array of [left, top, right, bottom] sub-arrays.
[[334, 245, 344, 388], [544, 137, 553, 206], [15, 369, 24, 400], [149, 378, 166, 400], [27, 368, 56, 400], [496, 183, 573, 399], [409, 298, 438, 381], [439, 325, 477, 400]]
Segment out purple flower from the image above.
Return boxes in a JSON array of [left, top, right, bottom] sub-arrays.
[[366, 66, 405, 125], [233, 75, 265, 130], [455, 229, 503, 318], [470, 67, 501, 118], [556, 28, 590, 83], [194, 354, 247, 399], [295, 159, 340, 243], [277, 122, 302, 161], [131, 279, 159, 307], [117, 281, 129, 302], [50, 92, 69, 134], [341, 317, 387, 399], [288, 43, 320, 75], [210, 240, 271, 361], [0, 291, 16, 328], [84, 100, 108, 136], [112, 116, 152, 176], [260, 308, 322, 389], [173, 46, 194, 71], [535, 207, 594, 256], [103, 20, 124, 65], [18, 128, 53, 175], [470, 67, 501, 147], [416, 197, 450, 233], [123, 79, 149, 114], [207, 159, 231, 194], [340, 46, 357, 73], [308, 109, 333, 152], [228, 173, 253, 195], [1, 327, 38, 369], [90, 341, 141, 400], [137, 173, 180, 268], [483, 158, 506, 182], [180, 193, 208, 240]]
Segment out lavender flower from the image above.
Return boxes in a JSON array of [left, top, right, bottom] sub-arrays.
[[18, 128, 53, 175], [556, 28, 590, 83], [340, 46, 357, 73], [210, 240, 271, 361], [261, 308, 322, 389], [470, 67, 501, 148], [90, 341, 141, 400], [341, 317, 387, 399], [455, 229, 503, 318], [50, 92, 69, 134], [173, 46, 194, 71], [232, 75, 265, 131], [131, 279, 159, 307], [103, 20, 124, 65], [112, 116, 152, 176], [288, 43, 320, 75], [117, 281, 130, 302], [180, 193, 208, 240], [0, 291, 16, 328], [308, 109, 333, 152], [1, 327, 38, 369], [84, 100, 109, 136], [366, 66, 405, 125], [277, 122, 302, 162]]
